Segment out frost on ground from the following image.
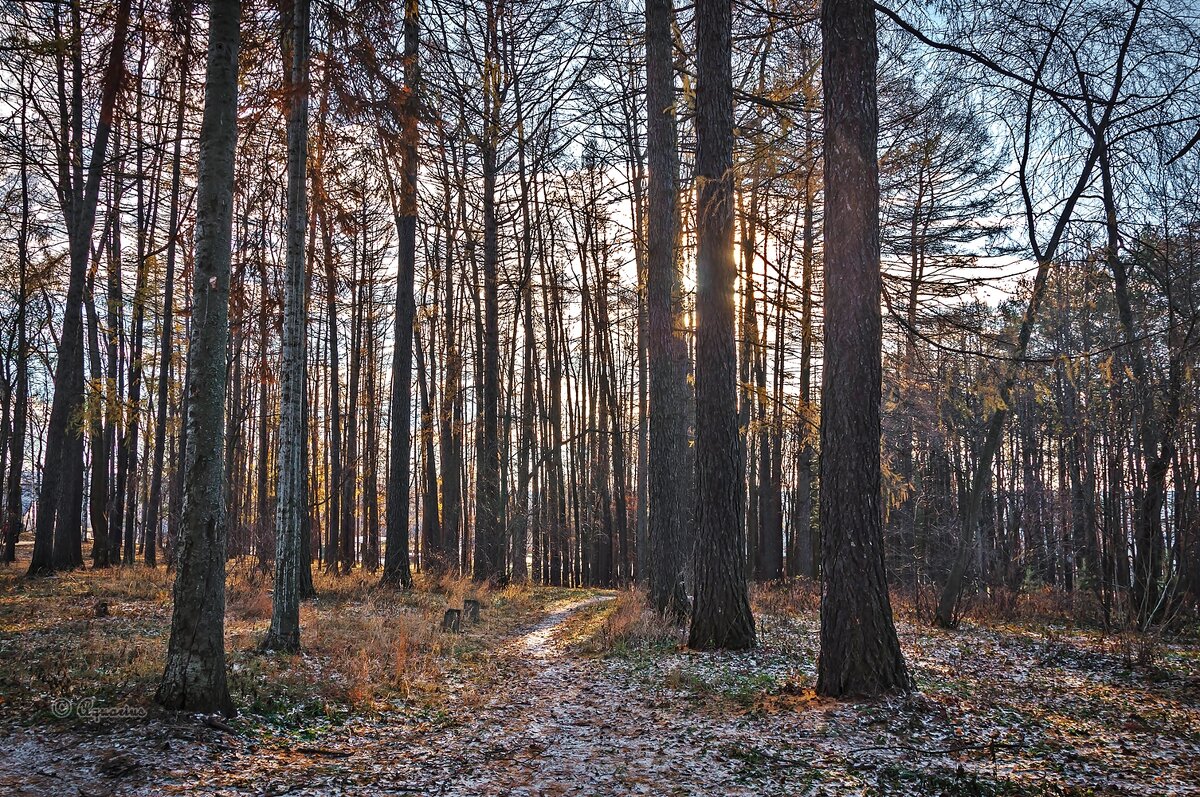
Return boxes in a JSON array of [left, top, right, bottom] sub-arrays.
[[2, 592, 1198, 796]]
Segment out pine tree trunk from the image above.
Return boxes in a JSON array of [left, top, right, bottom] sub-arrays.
[[688, 0, 755, 650], [156, 0, 241, 716], [816, 0, 909, 697], [341, 227, 363, 572], [438, 151, 463, 572], [645, 0, 690, 617], [382, 0, 419, 588], [263, 0, 310, 652], [85, 213, 111, 567], [320, 206, 342, 570], [416, 320, 441, 571]]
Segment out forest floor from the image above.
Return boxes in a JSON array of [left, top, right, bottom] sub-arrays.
[[1, 560, 1199, 796]]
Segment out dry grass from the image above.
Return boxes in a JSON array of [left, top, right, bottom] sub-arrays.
[[0, 553, 574, 729], [750, 577, 1175, 636], [225, 564, 274, 622], [750, 578, 821, 618], [571, 589, 684, 654], [961, 585, 1109, 627], [302, 602, 442, 705]]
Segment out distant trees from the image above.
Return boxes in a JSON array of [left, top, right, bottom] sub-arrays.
[[2, 59, 31, 566], [27, 0, 131, 575]]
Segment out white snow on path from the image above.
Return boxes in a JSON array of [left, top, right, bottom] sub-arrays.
[[509, 594, 613, 659], [7, 596, 1194, 796]]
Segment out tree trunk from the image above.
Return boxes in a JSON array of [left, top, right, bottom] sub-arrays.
[[816, 0, 909, 697], [156, 0, 241, 716], [688, 0, 755, 650], [645, 0, 690, 618], [382, 0, 419, 588], [85, 208, 112, 568], [438, 146, 463, 573], [263, 0, 310, 652], [341, 221, 364, 572], [415, 318, 441, 573]]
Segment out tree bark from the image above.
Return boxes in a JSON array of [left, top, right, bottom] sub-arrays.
[[645, 0, 690, 617], [263, 0, 310, 652], [816, 0, 909, 697], [688, 0, 755, 650], [156, 0, 241, 716]]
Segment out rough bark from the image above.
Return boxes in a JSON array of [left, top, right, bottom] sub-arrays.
[[645, 0, 689, 617], [263, 0, 310, 652], [816, 0, 909, 697], [156, 0, 241, 716], [688, 0, 755, 650]]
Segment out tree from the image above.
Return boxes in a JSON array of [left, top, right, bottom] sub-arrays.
[[27, 0, 131, 576], [688, 0, 755, 650], [156, 0, 242, 716], [263, 0, 312, 652], [473, 0, 506, 583], [645, 0, 689, 617], [382, 0, 419, 589], [816, 0, 909, 697]]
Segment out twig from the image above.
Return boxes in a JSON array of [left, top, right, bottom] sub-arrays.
[[852, 739, 1024, 756], [203, 715, 236, 734], [296, 746, 353, 758]]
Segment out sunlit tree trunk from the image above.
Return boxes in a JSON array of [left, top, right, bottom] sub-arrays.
[[688, 0, 755, 651]]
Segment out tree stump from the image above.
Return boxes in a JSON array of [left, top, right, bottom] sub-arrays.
[[441, 608, 461, 633], [464, 599, 481, 623]]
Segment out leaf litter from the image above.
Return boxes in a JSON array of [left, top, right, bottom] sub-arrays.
[[2, 593, 1198, 796]]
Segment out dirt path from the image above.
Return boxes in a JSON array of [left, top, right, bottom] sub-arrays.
[[6, 595, 1198, 796], [5, 595, 763, 797], [416, 594, 762, 796]]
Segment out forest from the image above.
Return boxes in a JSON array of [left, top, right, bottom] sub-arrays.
[[0, 0, 1198, 793]]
